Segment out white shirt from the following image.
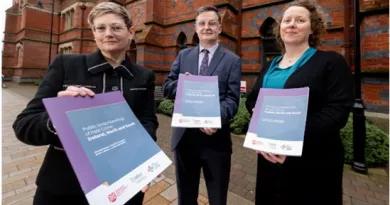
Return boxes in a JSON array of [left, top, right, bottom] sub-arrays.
[[198, 43, 219, 74]]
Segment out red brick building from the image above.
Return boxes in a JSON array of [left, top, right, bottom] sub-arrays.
[[2, 0, 389, 113]]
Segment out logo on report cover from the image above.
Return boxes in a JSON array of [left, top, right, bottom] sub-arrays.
[[108, 185, 128, 202], [268, 143, 276, 149], [179, 118, 189, 123], [252, 140, 263, 145], [130, 172, 143, 183], [148, 162, 161, 172], [108, 192, 117, 202], [204, 120, 212, 124], [281, 144, 292, 150]]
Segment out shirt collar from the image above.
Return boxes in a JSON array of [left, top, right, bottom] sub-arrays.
[[86, 49, 135, 79], [199, 43, 219, 56]]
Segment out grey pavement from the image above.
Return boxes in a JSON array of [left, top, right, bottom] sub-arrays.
[[2, 83, 389, 205]]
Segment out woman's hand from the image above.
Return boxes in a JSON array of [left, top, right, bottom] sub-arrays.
[[57, 86, 95, 97], [141, 184, 149, 193], [200, 128, 217, 135], [257, 151, 286, 164], [142, 174, 162, 193]]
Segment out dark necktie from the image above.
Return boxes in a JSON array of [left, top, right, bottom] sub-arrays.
[[199, 49, 209, 76]]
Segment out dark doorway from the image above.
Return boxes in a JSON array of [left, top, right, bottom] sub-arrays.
[[176, 32, 187, 54], [259, 17, 281, 69], [192, 33, 199, 46]]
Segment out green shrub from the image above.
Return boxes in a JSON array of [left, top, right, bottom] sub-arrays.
[[230, 98, 251, 135], [240, 92, 248, 99], [155, 99, 163, 110], [341, 116, 389, 167], [34, 78, 43, 86], [157, 99, 174, 116]]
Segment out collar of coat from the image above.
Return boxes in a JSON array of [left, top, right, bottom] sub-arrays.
[[86, 49, 135, 79]]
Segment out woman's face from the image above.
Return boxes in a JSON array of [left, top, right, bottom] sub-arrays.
[[280, 6, 313, 46], [92, 13, 133, 55]]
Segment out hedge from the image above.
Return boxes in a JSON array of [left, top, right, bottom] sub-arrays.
[[341, 116, 389, 167], [156, 98, 389, 166], [157, 99, 174, 116], [229, 97, 251, 134]]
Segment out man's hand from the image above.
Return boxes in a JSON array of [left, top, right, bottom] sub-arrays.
[[57, 86, 95, 97], [200, 128, 217, 135], [185, 72, 191, 76], [257, 151, 286, 164]]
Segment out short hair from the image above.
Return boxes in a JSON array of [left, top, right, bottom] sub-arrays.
[[88, 2, 132, 28], [195, 5, 221, 24], [273, 0, 326, 48]]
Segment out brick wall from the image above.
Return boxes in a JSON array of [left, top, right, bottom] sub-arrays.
[[128, 0, 147, 30], [361, 14, 389, 72], [361, 0, 389, 10], [2, 0, 388, 112], [362, 77, 389, 113]]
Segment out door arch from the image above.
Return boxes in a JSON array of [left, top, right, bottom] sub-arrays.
[[259, 17, 281, 69]]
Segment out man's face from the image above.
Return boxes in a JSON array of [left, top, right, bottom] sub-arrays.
[[195, 11, 221, 44]]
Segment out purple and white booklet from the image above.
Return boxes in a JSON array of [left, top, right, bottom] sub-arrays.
[[43, 91, 171, 205], [243, 87, 309, 156], [172, 74, 221, 128]]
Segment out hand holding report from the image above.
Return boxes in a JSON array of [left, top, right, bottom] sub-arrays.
[[243, 87, 309, 156], [172, 73, 221, 128], [43, 92, 172, 205]]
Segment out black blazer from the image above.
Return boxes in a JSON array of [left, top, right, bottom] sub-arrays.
[[246, 50, 354, 159], [12, 50, 158, 194]]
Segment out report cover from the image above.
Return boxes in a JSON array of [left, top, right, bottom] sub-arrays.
[[171, 74, 221, 128], [243, 87, 309, 156], [43, 91, 172, 205]]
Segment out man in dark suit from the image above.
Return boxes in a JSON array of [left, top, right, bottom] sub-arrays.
[[162, 5, 241, 205]]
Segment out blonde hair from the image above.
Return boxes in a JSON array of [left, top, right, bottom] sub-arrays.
[[273, 0, 326, 48], [88, 2, 132, 28]]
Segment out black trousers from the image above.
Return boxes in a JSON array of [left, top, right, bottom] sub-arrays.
[[33, 187, 145, 205], [175, 131, 231, 205]]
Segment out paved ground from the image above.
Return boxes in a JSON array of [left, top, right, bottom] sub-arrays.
[[2, 83, 389, 205]]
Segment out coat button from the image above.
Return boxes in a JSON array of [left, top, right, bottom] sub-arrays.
[[112, 86, 119, 91]]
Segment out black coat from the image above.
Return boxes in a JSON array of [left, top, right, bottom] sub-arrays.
[[12, 50, 158, 195], [245, 50, 354, 205]]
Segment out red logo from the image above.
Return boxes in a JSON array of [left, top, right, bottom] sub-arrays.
[[252, 140, 263, 145], [108, 192, 117, 202], [108, 185, 128, 203], [179, 119, 189, 123]]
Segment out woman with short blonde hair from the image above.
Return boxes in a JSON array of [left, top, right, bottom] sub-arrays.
[[13, 2, 157, 205]]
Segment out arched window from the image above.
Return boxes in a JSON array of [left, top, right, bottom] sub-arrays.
[[129, 40, 137, 64], [192, 33, 199, 46], [16, 43, 23, 67], [176, 32, 187, 54], [259, 17, 281, 69], [63, 9, 74, 30]]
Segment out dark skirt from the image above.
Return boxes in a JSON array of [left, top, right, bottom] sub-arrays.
[[255, 150, 344, 205]]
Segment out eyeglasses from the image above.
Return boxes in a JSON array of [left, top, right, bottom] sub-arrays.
[[92, 24, 127, 34], [195, 21, 220, 28]]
